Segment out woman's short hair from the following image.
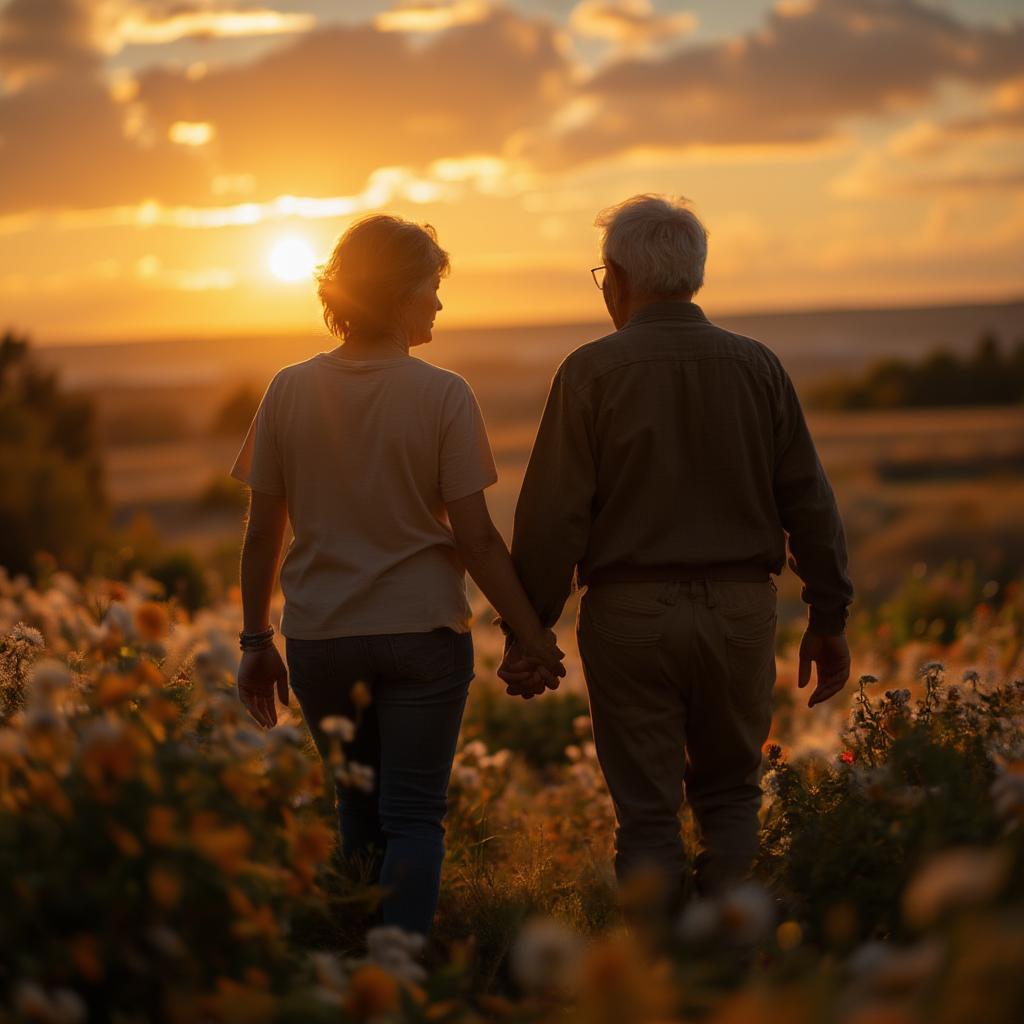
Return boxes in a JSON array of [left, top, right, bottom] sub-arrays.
[[316, 215, 450, 340], [595, 194, 708, 298]]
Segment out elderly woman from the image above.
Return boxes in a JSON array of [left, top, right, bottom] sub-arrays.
[[230, 214, 562, 936]]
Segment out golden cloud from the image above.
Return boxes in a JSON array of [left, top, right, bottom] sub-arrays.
[[374, 0, 491, 34], [569, 0, 697, 51]]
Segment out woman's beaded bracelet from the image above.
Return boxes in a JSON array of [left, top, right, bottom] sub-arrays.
[[239, 626, 275, 652]]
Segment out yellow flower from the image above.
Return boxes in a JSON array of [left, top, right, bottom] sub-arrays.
[[351, 680, 372, 710], [345, 965, 399, 1020]]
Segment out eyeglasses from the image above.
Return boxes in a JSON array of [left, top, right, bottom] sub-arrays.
[[590, 265, 606, 290]]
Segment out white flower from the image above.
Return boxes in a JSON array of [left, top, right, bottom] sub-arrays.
[[13, 982, 87, 1024], [991, 768, 1024, 824], [366, 925, 427, 986], [103, 602, 134, 641], [481, 749, 511, 771], [27, 658, 71, 701], [719, 882, 776, 945], [319, 715, 355, 742], [453, 765, 481, 788], [676, 898, 720, 943], [310, 950, 348, 992], [902, 846, 1011, 928], [10, 622, 44, 647], [346, 762, 376, 793], [509, 917, 582, 995], [847, 939, 945, 995], [460, 739, 487, 762]]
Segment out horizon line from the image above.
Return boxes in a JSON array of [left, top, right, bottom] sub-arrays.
[[26, 291, 1024, 349]]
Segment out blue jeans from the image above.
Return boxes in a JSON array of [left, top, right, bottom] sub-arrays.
[[285, 629, 473, 936]]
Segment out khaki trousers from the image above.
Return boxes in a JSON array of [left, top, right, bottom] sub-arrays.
[[577, 577, 777, 898]]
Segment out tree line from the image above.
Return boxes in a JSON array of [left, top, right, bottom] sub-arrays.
[[809, 332, 1024, 410]]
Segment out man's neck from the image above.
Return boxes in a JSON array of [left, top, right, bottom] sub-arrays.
[[614, 293, 694, 329]]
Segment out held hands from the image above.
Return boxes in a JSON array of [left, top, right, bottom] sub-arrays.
[[497, 629, 566, 700], [237, 645, 290, 728], [798, 630, 851, 708]]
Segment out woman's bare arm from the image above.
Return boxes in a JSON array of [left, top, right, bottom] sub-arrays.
[[446, 490, 564, 676]]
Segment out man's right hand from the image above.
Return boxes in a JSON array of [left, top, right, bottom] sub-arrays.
[[797, 631, 851, 708]]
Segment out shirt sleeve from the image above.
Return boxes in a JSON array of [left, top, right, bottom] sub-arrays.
[[439, 377, 498, 502], [510, 366, 596, 629], [229, 376, 285, 496], [772, 368, 853, 635]]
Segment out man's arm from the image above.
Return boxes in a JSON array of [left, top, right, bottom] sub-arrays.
[[773, 372, 853, 636], [508, 367, 597, 632], [773, 370, 853, 705]]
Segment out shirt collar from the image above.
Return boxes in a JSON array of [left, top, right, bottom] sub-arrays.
[[625, 300, 709, 328]]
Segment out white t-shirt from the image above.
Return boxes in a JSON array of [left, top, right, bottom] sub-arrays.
[[230, 352, 498, 639]]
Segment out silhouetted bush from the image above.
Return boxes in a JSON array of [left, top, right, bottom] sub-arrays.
[[0, 331, 108, 576], [810, 332, 1024, 409], [148, 549, 210, 612], [209, 383, 261, 437]]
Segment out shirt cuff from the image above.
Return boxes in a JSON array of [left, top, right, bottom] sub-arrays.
[[808, 605, 848, 636]]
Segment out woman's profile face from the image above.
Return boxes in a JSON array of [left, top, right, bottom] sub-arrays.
[[404, 273, 443, 348]]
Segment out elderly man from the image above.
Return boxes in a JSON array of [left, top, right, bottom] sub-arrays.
[[498, 194, 853, 901]]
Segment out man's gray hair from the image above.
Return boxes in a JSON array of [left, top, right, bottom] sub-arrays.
[[595, 194, 708, 297]]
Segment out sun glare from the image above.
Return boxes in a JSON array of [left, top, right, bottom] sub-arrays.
[[268, 237, 317, 283]]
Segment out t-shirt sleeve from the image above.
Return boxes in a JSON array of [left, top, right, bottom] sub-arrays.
[[439, 377, 498, 502], [229, 377, 285, 495]]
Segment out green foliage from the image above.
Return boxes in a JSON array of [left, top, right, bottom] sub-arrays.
[[810, 332, 1024, 410], [760, 667, 1024, 946], [196, 474, 249, 513], [148, 549, 211, 612], [0, 331, 108, 576], [462, 683, 590, 768]]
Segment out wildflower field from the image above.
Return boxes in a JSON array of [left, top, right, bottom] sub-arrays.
[[1, 566, 1023, 1024]]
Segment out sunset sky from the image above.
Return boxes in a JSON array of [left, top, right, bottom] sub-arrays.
[[1, 0, 1022, 343]]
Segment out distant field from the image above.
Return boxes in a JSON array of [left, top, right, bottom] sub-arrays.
[[102, 393, 1024, 615]]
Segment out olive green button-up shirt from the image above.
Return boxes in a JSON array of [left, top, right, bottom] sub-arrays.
[[510, 301, 853, 636]]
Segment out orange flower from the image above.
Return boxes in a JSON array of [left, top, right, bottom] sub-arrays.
[[190, 811, 252, 875], [70, 933, 105, 982], [96, 673, 137, 707], [200, 977, 277, 1024], [350, 680, 372, 710], [345, 965, 399, 1020], [147, 806, 178, 847], [134, 601, 170, 642], [149, 865, 183, 909], [108, 823, 142, 857]]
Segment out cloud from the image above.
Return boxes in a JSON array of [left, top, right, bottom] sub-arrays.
[[888, 77, 1024, 158], [569, 0, 697, 54], [0, 73, 210, 214], [132, 9, 568, 199], [115, 5, 316, 46], [0, 5, 567, 214], [0, 0, 104, 86], [528, 0, 1024, 166], [374, 0, 491, 34]]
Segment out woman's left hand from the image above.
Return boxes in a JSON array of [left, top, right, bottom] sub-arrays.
[[237, 646, 290, 728]]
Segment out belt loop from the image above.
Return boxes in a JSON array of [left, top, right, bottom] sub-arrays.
[[703, 578, 716, 609]]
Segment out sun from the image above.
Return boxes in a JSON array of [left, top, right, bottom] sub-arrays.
[[268, 236, 317, 283]]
